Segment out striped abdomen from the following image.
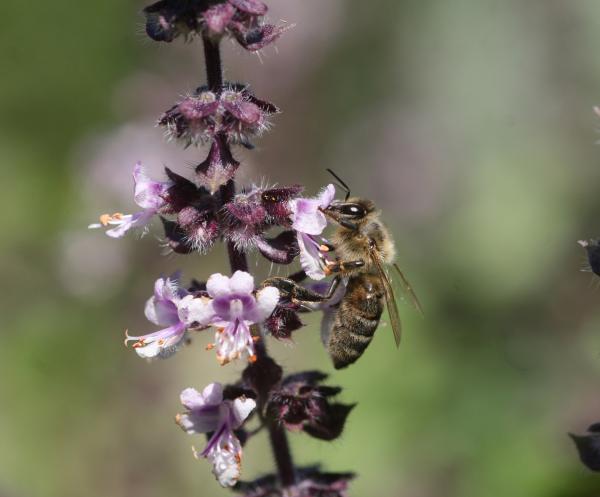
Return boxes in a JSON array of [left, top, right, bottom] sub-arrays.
[[327, 274, 384, 369]]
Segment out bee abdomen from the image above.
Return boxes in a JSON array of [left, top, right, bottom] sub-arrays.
[[328, 303, 382, 369]]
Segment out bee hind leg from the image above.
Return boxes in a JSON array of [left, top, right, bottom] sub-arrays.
[[260, 277, 327, 304], [261, 275, 343, 304]]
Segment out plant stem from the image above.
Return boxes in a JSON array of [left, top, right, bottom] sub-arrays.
[[202, 34, 223, 92], [201, 32, 296, 488]]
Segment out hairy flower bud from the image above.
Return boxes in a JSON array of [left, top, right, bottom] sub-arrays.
[[226, 192, 267, 226], [196, 137, 240, 193], [143, 0, 288, 50], [159, 86, 277, 147], [263, 300, 303, 340], [177, 206, 221, 253], [267, 371, 355, 441], [261, 185, 303, 222]]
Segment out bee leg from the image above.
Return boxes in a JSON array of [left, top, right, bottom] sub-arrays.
[[260, 277, 328, 304], [287, 270, 307, 283], [325, 259, 365, 274], [322, 275, 342, 300]]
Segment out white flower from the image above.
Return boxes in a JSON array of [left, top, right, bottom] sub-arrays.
[[88, 162, 171, 238], [176, 383, 256, 487], [124, 274, 190, 359], [182, 271, 279, 364]]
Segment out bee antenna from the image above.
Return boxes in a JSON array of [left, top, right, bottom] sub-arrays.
[[326, 168, 351, 201]]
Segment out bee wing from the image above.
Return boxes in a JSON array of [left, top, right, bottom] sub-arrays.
[[370, 252, 403, 348], [392, 263, 424, 316]]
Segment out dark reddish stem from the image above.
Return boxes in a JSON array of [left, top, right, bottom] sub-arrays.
[[202, 32, 296, 488], [203, 34, 223, 92]]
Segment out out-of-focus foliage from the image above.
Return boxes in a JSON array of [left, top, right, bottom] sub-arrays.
[[3, 1, 600, 496]]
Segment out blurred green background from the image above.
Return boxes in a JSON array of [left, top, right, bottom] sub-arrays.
[[3, 1, 600, 496]]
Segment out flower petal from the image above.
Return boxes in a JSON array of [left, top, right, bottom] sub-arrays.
[[180, 387, 205, 410], [145, 295, 179, 327], [206, 273, 231, 298], [297, 233, 326, 280], [317, 183, 336, 208], [201, 382, 224, 406], [106, 210, 156, 238], [291, 200, 327, 235], [177, 411, 221, 434], [178, 295, 215, 326], [229, 270, 255, 295], [133, 161, 171, 210], [254, 286, 280, 321], [231, 397, 256, 428]]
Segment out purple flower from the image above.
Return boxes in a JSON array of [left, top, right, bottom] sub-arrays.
[[288, 184, 336, 280], [89, 162, 172, 238], [176, 383, 256, 487], [125, 274, 193, 359], [184, 271, 279, 364]]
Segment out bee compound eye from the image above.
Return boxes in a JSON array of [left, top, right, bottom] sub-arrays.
[[340, 204, 366, 218]]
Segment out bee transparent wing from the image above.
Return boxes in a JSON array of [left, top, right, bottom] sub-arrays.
[[320, 306, 337, 347], [392, 263, 424, 316], [370, 253, 402, 348]]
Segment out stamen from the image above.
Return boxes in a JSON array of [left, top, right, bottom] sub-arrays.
[[99, 212, 124, 226], [248, 354, 257, 363]]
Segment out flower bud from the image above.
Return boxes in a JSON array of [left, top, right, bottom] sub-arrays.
[[263, 301, 303, 340], [261, 185, 303, 222], [143, 0, 287, 51], [234, 466, 355, 497], [570, 423, 600, 471], [161, 217, 195, 254], [196, 137, 240, 193], [159, 86, 277, 147], [267, 371, 355, 441], [578, 239, 600, 277]]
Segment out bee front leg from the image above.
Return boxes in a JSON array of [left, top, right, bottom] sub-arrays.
[[325, 259, 365, 275]]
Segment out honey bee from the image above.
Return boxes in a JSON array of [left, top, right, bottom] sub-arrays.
[[264, 171, 422, 369]]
